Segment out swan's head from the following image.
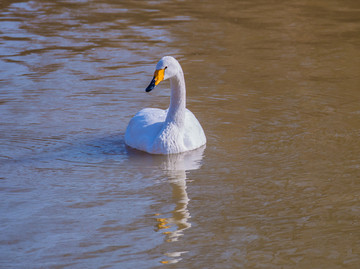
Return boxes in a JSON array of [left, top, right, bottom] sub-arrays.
[[145, 56, 181, 92]]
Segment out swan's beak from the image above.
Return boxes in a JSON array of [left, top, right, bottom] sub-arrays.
[[145, 69, 165, 92], [145, 77, 156, 92]]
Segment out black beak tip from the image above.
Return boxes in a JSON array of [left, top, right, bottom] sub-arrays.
[[145, 77, 156, 92]]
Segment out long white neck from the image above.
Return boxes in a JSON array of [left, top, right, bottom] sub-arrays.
[[165, 69, 186, 127]]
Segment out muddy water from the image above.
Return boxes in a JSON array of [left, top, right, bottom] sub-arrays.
[[1, 0, 360, 268]]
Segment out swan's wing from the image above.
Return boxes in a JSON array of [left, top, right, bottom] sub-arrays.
[[183, 109, 207, 150], [133, 108, 166, 126], [125, 108, 166, 151]]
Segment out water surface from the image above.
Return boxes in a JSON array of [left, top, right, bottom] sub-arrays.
[[1, 0, 360, 268]]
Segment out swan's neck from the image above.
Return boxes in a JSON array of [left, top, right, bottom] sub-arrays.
[[165, 70, 186, 127]]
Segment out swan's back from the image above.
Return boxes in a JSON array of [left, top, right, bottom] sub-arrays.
[[125, 108, 166, 153]]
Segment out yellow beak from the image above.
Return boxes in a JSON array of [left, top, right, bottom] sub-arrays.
[[154, 68, 165, 86], [145, 68, 166, 92]]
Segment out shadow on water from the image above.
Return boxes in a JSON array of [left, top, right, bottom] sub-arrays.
[[0, 134, 127, 166], [125, 143, 206, 171], [1, 133, 205, 169]]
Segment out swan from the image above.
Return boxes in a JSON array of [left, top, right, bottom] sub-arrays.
[[125, 56, 206, 154]]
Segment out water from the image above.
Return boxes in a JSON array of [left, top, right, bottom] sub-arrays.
[[1, 0, 360, 268]]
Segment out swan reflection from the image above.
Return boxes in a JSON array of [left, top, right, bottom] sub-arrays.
[[126, 144, 205, 264], [155, 166, 191, 243], [156, 147, 205, 263], [157, 146, 205, 264]]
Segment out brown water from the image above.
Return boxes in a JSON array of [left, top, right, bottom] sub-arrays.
[[1, 0, 360, 268]]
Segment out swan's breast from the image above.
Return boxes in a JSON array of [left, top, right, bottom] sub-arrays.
[[183, 109, 206, 150]]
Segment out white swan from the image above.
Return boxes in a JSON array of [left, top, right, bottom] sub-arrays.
[[125, 56, 206, 154]]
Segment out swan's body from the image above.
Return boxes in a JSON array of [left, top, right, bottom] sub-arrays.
[[125, 56, 206, 154]]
